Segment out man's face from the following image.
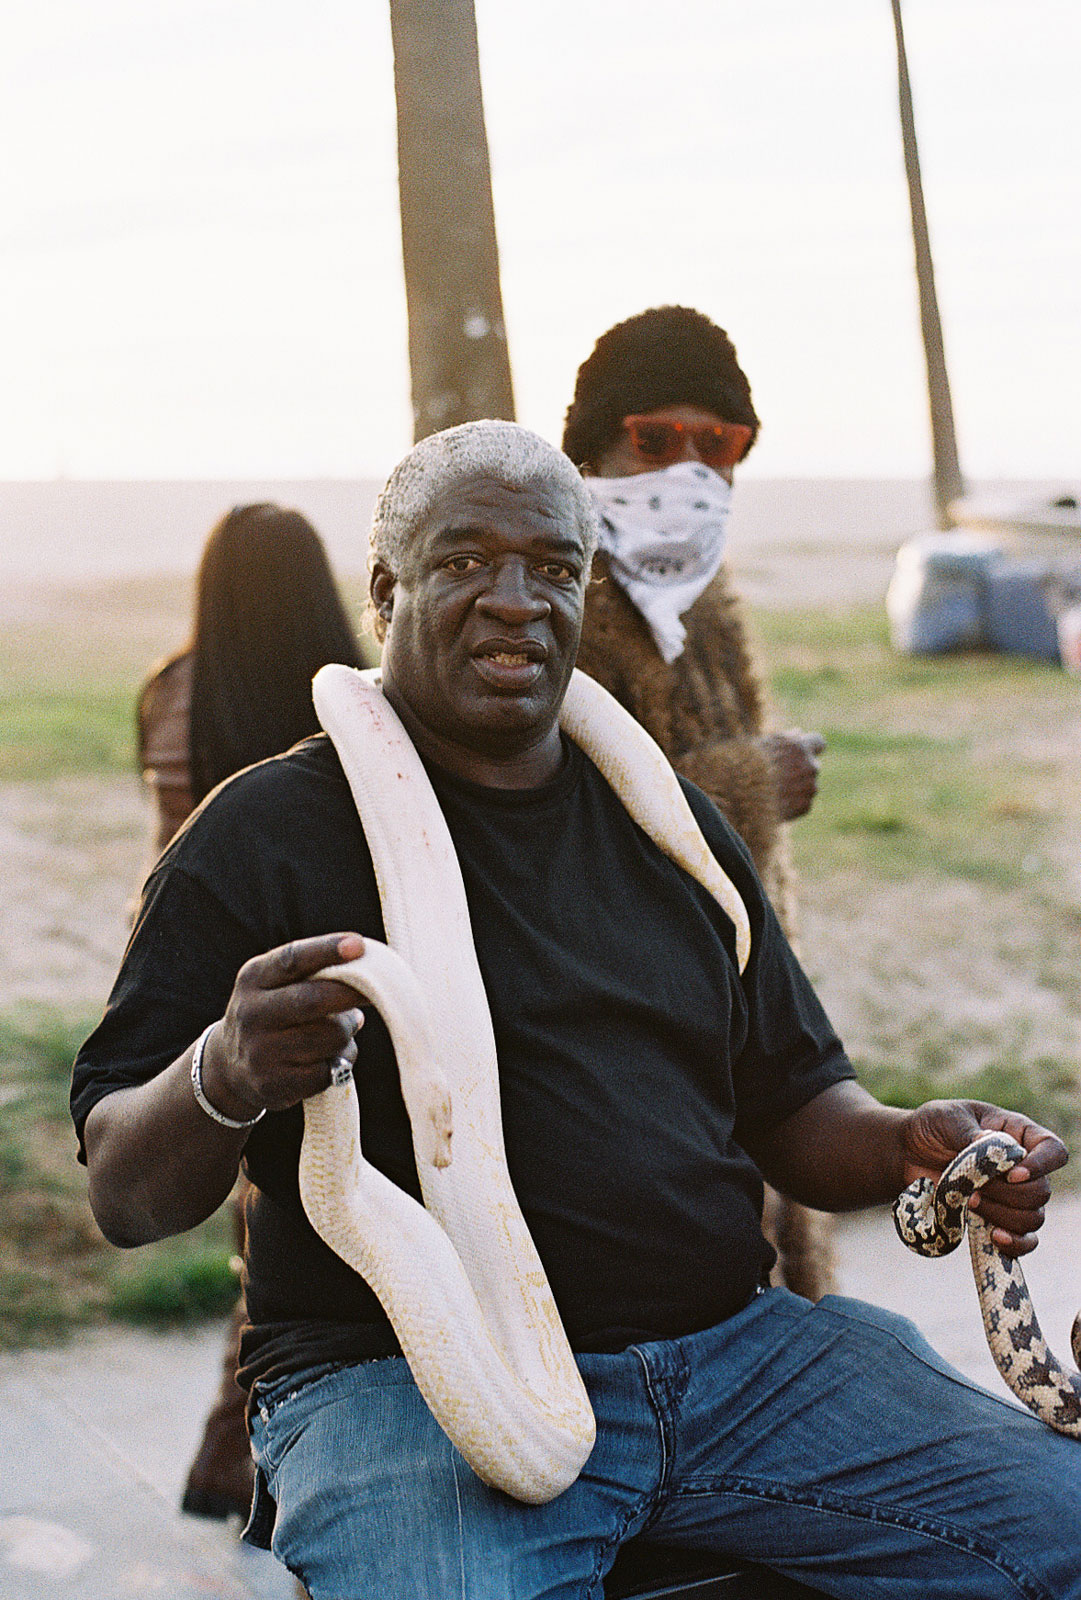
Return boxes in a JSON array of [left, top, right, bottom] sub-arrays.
[[371, 473, 589, 785], [591, 402, 740, 485]]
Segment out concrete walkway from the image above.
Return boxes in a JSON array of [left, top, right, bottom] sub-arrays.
[[2, 1195, 1078, 1598]]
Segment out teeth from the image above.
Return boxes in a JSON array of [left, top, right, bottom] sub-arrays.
[[489, 652, 528, 665]]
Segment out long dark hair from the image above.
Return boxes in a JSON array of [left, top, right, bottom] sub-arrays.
[[187, 503, 364, 802]]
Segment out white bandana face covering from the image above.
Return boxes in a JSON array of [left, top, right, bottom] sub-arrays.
[[586, 462, 733, 663]]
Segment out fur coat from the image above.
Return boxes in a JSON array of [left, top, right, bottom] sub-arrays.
[[576, 553, 834, 1300]]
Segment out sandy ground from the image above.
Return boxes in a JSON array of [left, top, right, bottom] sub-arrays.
[[2, 777, 147, 1013], [4, 527, 1079, 1096], [7, 535, 899, 1024]]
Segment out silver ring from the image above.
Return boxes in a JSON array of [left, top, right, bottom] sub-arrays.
[[329, 1055, 354, 1087]]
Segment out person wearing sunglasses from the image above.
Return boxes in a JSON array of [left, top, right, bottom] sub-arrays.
[[563, 305, 831, 1302]]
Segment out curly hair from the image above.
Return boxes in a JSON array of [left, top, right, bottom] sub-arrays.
[[561, 305, 760, 471]]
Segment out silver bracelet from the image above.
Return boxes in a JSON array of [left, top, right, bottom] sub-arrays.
[[190, 1022, 266, 1131]]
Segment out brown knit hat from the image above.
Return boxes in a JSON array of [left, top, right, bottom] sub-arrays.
[[561, 305, 760, 471]]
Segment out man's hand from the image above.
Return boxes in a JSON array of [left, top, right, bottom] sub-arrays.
[[901, 1099, 1068, 1258], [744, 1080, 1068, 1237], [762, 730, 824, 821], [84, 931, 370, 1246], [200, 933, 367, 1121]]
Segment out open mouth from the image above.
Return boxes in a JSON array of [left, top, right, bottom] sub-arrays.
[[471, 640, 547, 689]]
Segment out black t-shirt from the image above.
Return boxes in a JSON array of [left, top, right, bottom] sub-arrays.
[[71, 734, 853, 1394]]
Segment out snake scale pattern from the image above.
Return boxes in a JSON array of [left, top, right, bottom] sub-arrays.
[[893, 1130, 1081, 1438]]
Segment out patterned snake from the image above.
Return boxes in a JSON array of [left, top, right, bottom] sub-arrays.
[[893, 1130, 1081, 1438], [296, 665, 751, 1504]]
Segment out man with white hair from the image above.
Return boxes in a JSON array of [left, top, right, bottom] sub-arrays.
[[73, 422, 1079, 1599]]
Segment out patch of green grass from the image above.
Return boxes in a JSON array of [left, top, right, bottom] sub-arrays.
[[0, 1010, 95, 1121], [0, 1008, 114, 1346], [0, 1131, 29, 1193], [753, 605, 1065, 892], [854, 1054, 1081, 1157], [756, 604, 1074, 727], [835, 808, 906, 836], [0, 691, 135, 780], [1, 592, 148, 780], [786, 725, 1039, 889], [0, 574, 377, 782], [107, 1245, 238, 1328], [0, 1007, 239, 1348], [0, 1267, 85, 1344]]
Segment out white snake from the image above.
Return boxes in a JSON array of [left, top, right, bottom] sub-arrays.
[[893, 1130, 1081, 1437], [296, 664, 751, 1504]]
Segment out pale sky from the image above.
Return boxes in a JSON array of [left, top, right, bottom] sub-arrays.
[[1, 0, 1077, 482]]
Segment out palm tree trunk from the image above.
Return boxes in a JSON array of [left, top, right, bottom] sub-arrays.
[[890, 0, 964, 527], [389, 0, 515, 441]]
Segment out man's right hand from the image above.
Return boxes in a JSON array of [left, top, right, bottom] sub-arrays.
[[200, 932, 367, 1121]]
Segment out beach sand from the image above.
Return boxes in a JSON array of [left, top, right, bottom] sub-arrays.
[[4, 477, 1079, 1087]]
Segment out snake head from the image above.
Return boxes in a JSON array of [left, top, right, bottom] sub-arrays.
[[957, 1130, 1028, 1184], [906, 1130, 1032, 1257]]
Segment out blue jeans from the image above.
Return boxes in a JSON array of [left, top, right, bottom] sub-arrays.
[[245, 1289, 1081, 1599]]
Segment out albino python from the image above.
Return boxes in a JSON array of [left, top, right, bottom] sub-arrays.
[[894, 1129, 1081, 1438], [297, 664, 751, 1504]]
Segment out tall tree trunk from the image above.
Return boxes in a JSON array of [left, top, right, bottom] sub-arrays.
[[389, 0, 515, 441], [890, 0, 964, 528]]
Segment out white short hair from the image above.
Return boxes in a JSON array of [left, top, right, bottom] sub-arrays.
[[370, 420, 599, 575]]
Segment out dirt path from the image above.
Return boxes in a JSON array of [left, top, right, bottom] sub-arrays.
[[4, 550, 894, 1022], [2, 777, 147, 1015], [4, 557, 1078, 1101]]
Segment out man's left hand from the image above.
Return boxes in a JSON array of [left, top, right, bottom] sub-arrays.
[[901, 1099, 1068, 1258], [762, 730, 825, 821]]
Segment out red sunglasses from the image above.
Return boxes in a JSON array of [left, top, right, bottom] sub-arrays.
[[622, 415, 753, 471]]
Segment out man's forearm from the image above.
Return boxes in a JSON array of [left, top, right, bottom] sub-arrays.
[[82, 933, 366, 1248], [746, 1079, 911, 1211], [83, 1043, 249, 1247]]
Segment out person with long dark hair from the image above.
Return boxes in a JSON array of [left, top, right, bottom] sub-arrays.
[[134, 501, 367, 1525], [138, 502, 366, 854]]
